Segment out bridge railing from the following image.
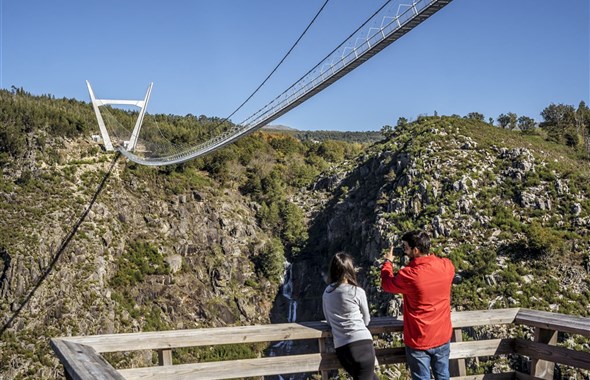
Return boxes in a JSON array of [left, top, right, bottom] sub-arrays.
[[118, 0, 454, 166], [50, 308, 590, 380]]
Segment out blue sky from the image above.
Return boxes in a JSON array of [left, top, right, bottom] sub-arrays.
[[1, 0, 588, 132]]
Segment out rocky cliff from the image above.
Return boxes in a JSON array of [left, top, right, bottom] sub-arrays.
[[0, 135, 279, 378], [287, 116, 590, 375]]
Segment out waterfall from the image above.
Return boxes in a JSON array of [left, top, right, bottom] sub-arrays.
[[272, 261, 296, 352], [281, 261, 297, 323], [267, 261, 299, 380]]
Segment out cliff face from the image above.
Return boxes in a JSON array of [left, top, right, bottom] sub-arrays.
[[290, 117, 590, 325], [0, 137, 278, 379]]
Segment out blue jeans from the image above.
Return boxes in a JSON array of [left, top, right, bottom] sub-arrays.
[[405, 341, 450, 380]]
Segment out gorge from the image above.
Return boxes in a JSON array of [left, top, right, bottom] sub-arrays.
[[1, 90, 590, 379]]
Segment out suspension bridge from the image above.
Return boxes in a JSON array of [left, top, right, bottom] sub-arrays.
[[90, 0, 453, 166]]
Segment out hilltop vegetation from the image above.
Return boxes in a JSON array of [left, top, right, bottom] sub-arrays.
[[290, 115, 590, 378], [1, 88, 589, 378], [265, 127, 383, 144]]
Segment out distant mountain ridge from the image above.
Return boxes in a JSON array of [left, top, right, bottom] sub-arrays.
[[263, 124, 297, 131], [263, 124, 382, 144]]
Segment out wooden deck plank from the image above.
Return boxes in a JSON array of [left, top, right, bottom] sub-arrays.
[[118, 353, 340, 380], [62, 310, 517, 354], [514, 309, 590, 337], [451, 308, 519, 328], [50, 339, 125, 380], [118, 349, 409, 380], [117, 340, 513, 380], [119, 363, 516, 380], [515, 339, 590, 370], [64, 322, 332, 353], [374, 347, 407, 365], [451, 339, 514, 359]]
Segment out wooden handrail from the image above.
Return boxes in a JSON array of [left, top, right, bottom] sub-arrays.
[[59, 321, 332, 353], [50, 308, 590, 380], [57, 308, 520, 353], [514, 308, 590, 337]]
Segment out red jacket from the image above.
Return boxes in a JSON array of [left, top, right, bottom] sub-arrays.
[[381, 254, 455, 350]]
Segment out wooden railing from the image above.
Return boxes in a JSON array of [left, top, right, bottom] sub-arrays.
[[50, 308, 590, 380]]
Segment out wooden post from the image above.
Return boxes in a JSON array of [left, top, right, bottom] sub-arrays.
[[158, 349, 173, 366], [530, 327, 557, 380], [449, 327, 466, 376], [318, 338, 328, 380]]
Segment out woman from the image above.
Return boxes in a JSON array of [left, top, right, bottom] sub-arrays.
[[322, 252, 378, 380]]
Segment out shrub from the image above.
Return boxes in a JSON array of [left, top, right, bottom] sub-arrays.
[[524, 222, 565, 257], [256, 238, 285, 283], [110, 240, 170, 288]]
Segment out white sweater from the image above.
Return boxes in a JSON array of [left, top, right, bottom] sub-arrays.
[[322, 283, 373, 348]]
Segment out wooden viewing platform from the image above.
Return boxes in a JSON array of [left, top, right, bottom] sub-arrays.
[[51, 308, 590, 379]]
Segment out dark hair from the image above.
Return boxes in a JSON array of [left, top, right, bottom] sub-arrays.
[[401, 230, 430, 254], [328, 252, 359, 287]]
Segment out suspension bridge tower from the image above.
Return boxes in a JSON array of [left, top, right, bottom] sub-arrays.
[[86, 81, 153, 152]]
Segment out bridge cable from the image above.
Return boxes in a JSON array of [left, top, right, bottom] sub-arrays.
[[122, 1, 331, 161], [262, 0, 393, 108], [219, 0, 331, 127], [0, 152, 121, 336]]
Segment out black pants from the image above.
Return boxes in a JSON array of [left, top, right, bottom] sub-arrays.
[[335, 339, 379, 380]]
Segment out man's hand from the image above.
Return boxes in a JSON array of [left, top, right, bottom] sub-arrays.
[[384, 246, 394, 262]]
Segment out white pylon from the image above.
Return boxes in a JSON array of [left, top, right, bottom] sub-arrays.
[[86, 81, 153, 152]]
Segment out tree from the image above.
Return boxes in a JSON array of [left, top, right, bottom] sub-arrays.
[[317, 140, 345, 163], [564, 129, 580, 148], [578, 101, 590, 126], [261, 170, 286, 203], [497, 114, 510, 129], [541, 103, 576, 125], [0, 123, 26, 161], [202, 147, 239, 184], [525, 222, 564, 257], [280, 202, 308, 247], [380, 124, 394, 138], [269, 135, 302, 157], [577, 101, 590, 154], [256, 238, 285, 283], [507, 112, 518, 130], [540, 103, 577, 144], [396, 117, 408, 127], [517, 116, 536, 133], [259, 201, 281, 232], [465, 112, 485, 122]]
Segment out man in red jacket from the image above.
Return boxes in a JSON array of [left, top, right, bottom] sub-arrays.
[[381, 230, 455, 380]]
